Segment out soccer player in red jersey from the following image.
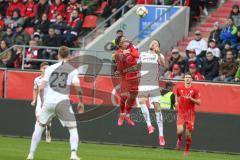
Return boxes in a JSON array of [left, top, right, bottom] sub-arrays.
[[112, 36, 140, 126], [174, 72, 201, 156]]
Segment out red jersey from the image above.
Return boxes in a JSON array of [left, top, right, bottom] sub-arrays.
[[25, 2, 37, 18], [6, 1, 26, 17], [114, 44, 139, 80], [48, 2, 66, 22], [175, 85, 200, 114], [193, 72, 204, 81]]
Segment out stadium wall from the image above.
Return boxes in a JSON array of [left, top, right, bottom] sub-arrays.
[[0, 98, 240, 153], [2, 70, 240, 115]]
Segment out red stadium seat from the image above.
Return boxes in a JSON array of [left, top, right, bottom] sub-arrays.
[[95, 1, 108, 14], [24, 27, 35, 36], [82, 15, 98, 29]]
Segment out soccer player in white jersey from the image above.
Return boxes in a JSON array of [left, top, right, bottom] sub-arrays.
[[27, 46, 84, 160], [138, 39, 166, 146], [31, 62, 52, 143]]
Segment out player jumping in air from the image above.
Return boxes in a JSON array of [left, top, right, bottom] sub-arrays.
[[175, 73, 201, 156], [113, 36, 140, 126], [27, 46, 84, 160], [31, 62, 52, 143], [137, 39, 165, 146]]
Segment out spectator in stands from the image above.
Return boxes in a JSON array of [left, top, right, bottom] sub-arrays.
[[66, 0, 80, 22], [81, 0, 99, 16], [186, 30, 208, 58], [202, 51, 219, 80], [220, 41, 233, 59], [6, 0, 25, 18], [103, 0, 125, 27], [185, 49, 202, 72], [50, 14, 67, 35], [32, 32, 42, 46], [24, 0, 37, 27], [0, 0, 9, 17], [233, 55, 240, 82], [167, 64, 184, 80], [35, 0, 50, 22], [185, 0, 201, 23], [48, 0, 66, 23], [219, 17, 238, 49], [232, 27, 240, 52], [208, 21, 221, 44], [199, 0, 208, 16], [42, 27, 62, 59], [24, 40, 42, 69], [213, 50, 238, 82], [189, 63, 204, 81], [35, 13, 50, 36], [207, 39, 221, 59], [167, 48, 187, 73], [110, 29, 124, 51], [0, 14, 5, 29], [0, 40, 12, 67], [64, 9, 82, 47], [230, 4, 240, 27], [12, 46, 23, 68], [4, 9, 24, 31], [13, 24, 31, 45], [0, 25, 4, 42], [3, 27, 14, 47]]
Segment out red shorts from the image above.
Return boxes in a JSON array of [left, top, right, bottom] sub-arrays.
[[176, 112, 195, 131], [120, 78, 139, 97]]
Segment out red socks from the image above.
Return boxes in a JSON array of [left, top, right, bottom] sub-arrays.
[[185, 136, 192, 151], [177, 133, 182, 141]]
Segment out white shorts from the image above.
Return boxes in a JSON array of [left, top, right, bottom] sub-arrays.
[[138, 85, 161, 102], [35, 101, 42, 118], [38, 100, 77, 128]]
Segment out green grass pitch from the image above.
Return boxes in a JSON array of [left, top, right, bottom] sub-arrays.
[[0, 136, 240, 160]]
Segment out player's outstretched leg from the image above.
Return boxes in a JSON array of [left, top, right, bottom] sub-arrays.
[[184, 129, 192, 156], [45, 123, 52, 143], [153, 102, 165, 146], [27, 122, 45, 160], [139, 97, 154, 134], [176, 125, 184, 151], [125, 94, 137, 126], [118, 96, 127, 126], [69, 127, 80, 160]]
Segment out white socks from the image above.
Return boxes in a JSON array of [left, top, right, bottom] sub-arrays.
[[69, 128, 79, 151], [30, 122, 45, 153], [155, 111, 164, 136], [140, 104, 152, 127]]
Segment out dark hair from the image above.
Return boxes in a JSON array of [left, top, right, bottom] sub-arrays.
[[230, 4, 239, 16], [40, 62, 49, 68], [185, 72, 193, 78], [116, 29, 123, 34], [115, 35, 124, 49], [58, 46, 70, 58], [153, 39, 160, 47]]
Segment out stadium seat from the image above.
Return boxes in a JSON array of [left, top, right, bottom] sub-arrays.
[[95, 1, 108, 14], [200, 23, 214, 28], [24, 27, 35, 37], [82, 15, 98, 29]]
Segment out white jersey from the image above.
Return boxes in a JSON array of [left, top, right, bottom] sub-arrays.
[[139, 51, 160, 86], [34, 76, 44, 117], [34, 76, 44, 103], [43, 61, 80, 104], [186, 39, 208, 56]]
